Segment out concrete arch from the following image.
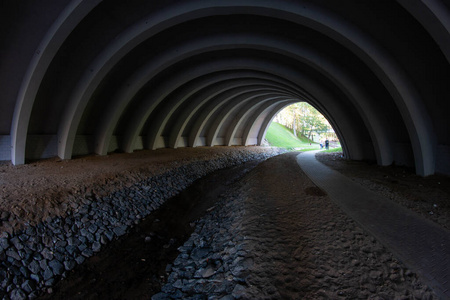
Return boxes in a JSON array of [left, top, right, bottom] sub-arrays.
[[167, 57, 369, 161], [10, 0, 101, 165], [257, 102, 292, 147], [117, 62, 303, 153], [187, 88, 298, 148], [146, 87, 294, 150], [91, 34, 393, 166], [93, 35, 305, 155], [160, 82, 298, 150], [48, 0, 433, 175], [139, 73, 299, 151], [224, 96, 294, 146], [242, 100, 297, 146], [206, 93, 287, 147], [3, 1, 448, 175], [168, 80, 299, 149], [398, 0, 450, 63]]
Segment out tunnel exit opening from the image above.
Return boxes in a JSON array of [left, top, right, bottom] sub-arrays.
[[265, 102, 341, 152]]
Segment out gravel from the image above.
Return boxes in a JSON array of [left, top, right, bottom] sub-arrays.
[[0, 148, 284, 299], [156, 152, 438, 299]]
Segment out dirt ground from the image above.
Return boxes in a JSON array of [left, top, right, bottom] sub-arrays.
[[234, 152, 437, 299], [1, 148, 447, 299], [1, 147, 448, 235], [0, 147, 274, 235], [315, 152, 450, 231], [152, 152, 438, 299]]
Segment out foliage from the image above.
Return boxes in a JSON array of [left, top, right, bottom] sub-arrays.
[[265, 122, 319, 151], [273, 102, 337, 142]]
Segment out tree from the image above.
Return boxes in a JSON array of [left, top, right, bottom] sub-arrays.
[[274, 102, 334, 142]]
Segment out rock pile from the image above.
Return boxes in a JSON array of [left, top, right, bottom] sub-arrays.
[[153, 187, 248, 300], [0, 148, 283, 300], [157, 152, 438, 299]]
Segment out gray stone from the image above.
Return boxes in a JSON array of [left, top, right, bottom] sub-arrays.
[[53, 251, 65, 262], [66, 245, 78, 255], [151, 292, 169, 300], [28, 260, 41, 274], [10, 288, 27, 300], [30, 274, 41, 283], [21, 280, 36, 293], [43, 267, 53, 281], [55, 240, 67, 248], [113, 226, 127, 237], [10, 237, 24, 250], [171, 289, 184, 299], [18, 234, 29, 242], [82, 248, 93, 257], [39, 259, 48, 270], [232, 284, 247, 299], [49, 260, 64, 276], [172, 279, 183, 289], [104, 230, 114, 241], [6, 249, 21, 261], [64, 260, 77, 271], [42, 236, 53, 247], [162, 283, 175, 294], [25, 240, 37, 251], [92, 242, 101, 252], [75, 256, 85, 265], [0, 238, 10, 249], [41, 248, 53, 260], [78, 236, 87, 244], [19, 266, 30, 277], [45, 278, 56, 286], [100, 234, 108, 245], [88, 224, 98, 234], [194, 266, 215, 279], [85, 232, 95, 243], [190, 247, 211, 260]]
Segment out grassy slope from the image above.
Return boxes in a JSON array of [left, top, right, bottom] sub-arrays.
[[265, 122, 319, 150], [322, 146, 342, 153]]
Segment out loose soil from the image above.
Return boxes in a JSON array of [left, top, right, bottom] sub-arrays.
[[0, 147, 273, 234], [233, 152, 437, 299]]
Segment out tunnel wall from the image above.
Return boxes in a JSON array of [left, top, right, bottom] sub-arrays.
[[0, 0, 449, 176]]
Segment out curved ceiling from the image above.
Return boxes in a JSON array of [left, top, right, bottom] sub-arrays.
[[1, 0, 449, 176]]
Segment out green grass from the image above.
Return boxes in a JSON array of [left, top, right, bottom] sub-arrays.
[[265, 122, 319, 150], [322, 146, 342, 153]]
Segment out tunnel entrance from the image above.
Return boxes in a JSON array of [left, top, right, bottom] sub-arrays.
[[265, 102, 340, 151]]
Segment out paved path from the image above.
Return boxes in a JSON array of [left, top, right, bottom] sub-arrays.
[[297, 151, 450, 299]]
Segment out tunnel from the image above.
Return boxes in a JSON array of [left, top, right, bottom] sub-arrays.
[[0, 0, 449, 176], [1, 1, 450, 299]]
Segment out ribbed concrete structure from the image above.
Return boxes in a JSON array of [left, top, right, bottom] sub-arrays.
[[1, 0, 449, 176]]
